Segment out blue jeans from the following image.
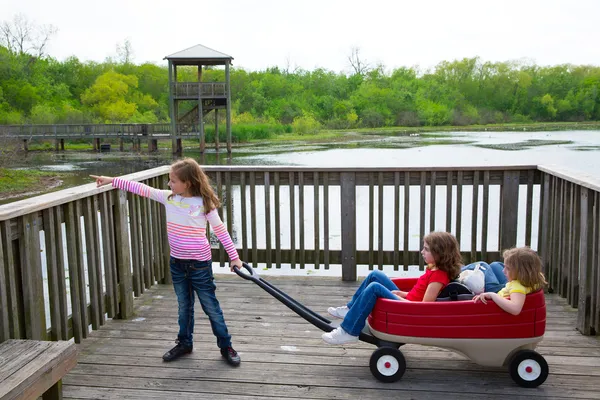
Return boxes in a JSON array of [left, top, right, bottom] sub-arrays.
[[341, 270, 400, 336], [461, 261, 508, 293], [170, 257, 231, 349]]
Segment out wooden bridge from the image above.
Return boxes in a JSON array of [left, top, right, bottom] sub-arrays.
[[0, 121, 225, 154], [1, 165, 599, 399]]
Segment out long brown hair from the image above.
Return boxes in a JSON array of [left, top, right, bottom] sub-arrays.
[[503, 247, 547, 290], [423, 231, 463, 280], [168, 158, 220, 211]]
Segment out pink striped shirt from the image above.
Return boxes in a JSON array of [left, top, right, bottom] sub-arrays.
[[112, 177, 239, 262]]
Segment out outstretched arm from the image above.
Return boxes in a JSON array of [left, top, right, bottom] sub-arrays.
[[473, 292, 526, 315], [91, 175, 167, 204], [91, 175, 113, 187]]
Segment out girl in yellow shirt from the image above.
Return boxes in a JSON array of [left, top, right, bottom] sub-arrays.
[[473, 247, 547, 315]]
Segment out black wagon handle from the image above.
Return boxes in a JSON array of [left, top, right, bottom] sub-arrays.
[[233, 262, 259, 281]]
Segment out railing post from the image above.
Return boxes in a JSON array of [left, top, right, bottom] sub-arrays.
[[113, 190, 134, 318], [539, 172, 551, 275], [19, 214, 47, 340], [340, 172, 357, 281], [499, 171, 520, 252], [577, 187, 594, 335], [0, 227, 8, 342]]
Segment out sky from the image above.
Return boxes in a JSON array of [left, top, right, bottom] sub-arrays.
[[2, 0, 599, 73]]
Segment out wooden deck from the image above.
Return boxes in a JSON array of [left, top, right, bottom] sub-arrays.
[[62, 275, 600, 400]]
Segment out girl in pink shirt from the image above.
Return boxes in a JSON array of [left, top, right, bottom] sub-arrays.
[[92, 158, 242, 366]]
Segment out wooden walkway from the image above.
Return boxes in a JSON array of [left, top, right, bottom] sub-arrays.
[[62, 275, 600, 400]]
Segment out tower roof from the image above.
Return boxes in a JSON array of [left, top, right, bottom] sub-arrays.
[[164, 44, 233, 65]]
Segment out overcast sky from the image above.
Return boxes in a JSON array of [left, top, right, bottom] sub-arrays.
[[3, 0, 599, 73]]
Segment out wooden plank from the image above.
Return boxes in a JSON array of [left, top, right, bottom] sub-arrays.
[[289, 172, 295, 269], [226, 171, 233, 268], [150, 181, 160, 282], [1, 220, 22, 339], [0, 222, 8, 342], [313, 171, 320, 269], [403, 171, 410, 271], [482, 171, 490, 260], [525, 169, 535, 247], [378, 172, 384, 269], [551, 176, 562, 292], [42, 208, 64, 341], [63, 202, 83, 343], [446, 170, 453, 232], [90, 197, 105, 326], [113, 190, 134, 319], [53, 207, 69, 338], [216, 172, 225, 267], [107, 193, 121, 305], [394, 172, 400, 271], [577, 187, 594, 334], [569, 184, 581, 306], [556, 177, 564, 293], [299, 172, 305, 269], [274, 172, 281, 269], [129, 194, 142, 296], [499, 170, 520, 250], [250, 172, 258, 265], [140, 195, 152, 291], [240, 172, 248, 262], [594, 192, 600, 334], [75, 200, 89, 338], [471, 171, 479, 261], [340, 172, 356, 281], [159, 195, 170, 284], [264, 172, 272, 269], [368, 173, 374, 270], [539, 173, 551, 276], [419, 172, 426, 269], [83, 198, 101, 331], [323, 172, 330, 270], [455, 171, 463, 245], [429, 171, 436, 233], [19, 213, 47, 340]]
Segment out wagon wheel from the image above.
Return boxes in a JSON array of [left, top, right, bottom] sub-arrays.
[[369, 347, 406, 383], [509, 350, 549, 388]]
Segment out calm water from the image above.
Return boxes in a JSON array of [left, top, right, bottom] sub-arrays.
[[6, 130, 600, 192]]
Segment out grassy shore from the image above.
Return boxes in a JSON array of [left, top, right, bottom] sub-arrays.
[[0, 168, 66, 200]]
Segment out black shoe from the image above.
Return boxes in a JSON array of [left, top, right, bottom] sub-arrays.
[[162, 343, 193, 362], [220, 346, 241, 366]]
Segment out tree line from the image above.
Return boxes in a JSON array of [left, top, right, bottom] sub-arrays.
[[1, 44, 599, 132]]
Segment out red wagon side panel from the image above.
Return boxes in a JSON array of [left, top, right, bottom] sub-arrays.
[[369, 279, 546, 340]]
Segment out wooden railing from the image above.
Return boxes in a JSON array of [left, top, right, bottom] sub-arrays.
[[536, 165, 600, 335], [0, 165, 598, 345], [172, 82, 227, 98]]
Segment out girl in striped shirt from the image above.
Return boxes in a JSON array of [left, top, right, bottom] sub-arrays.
[[91, 158, 242, 366]]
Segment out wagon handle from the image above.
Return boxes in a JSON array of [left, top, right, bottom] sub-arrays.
[[233, 262, 258, 281]]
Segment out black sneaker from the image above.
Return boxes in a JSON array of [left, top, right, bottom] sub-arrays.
[[220, 346, 241, 366], [162, 343, 193, 362]]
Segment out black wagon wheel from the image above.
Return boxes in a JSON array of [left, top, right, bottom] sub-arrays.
[[509, 350, 549, 388], [369, 346, 407, 383]]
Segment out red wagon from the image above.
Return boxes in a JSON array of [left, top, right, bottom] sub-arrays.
[[235, 265, 549, 388]]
